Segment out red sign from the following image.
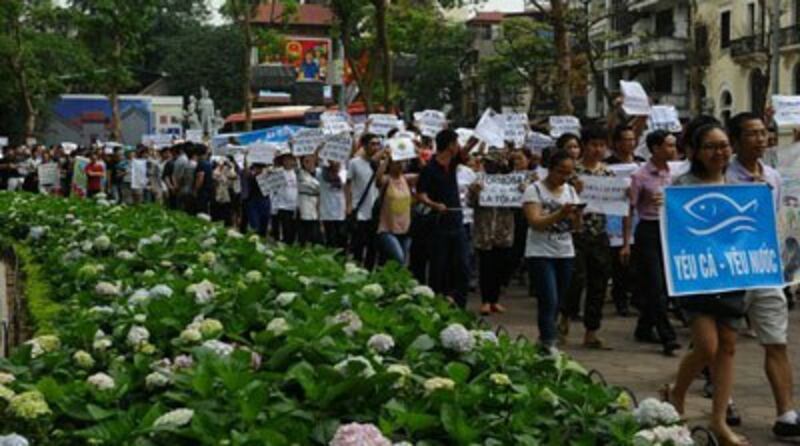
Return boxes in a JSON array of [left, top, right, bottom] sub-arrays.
[[262, 37, 331, 82]]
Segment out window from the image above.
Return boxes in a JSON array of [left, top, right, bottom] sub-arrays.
[[748, 3, 756, 35], [482, 25, 492, 40], [654, 66, 673, 93], [655, 9, 675, 37], [721, 11, 731, 48], [750, 69, 767, 115], [795, 64, 800, 94], [720, 90, 733, 125]]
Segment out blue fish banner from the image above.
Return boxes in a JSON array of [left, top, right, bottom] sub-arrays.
[[661, 184, 785, 296]]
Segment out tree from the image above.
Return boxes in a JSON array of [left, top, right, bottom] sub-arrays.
[[529, 0, 573, 114], [329, 0, 377, 111], [0, 1, 89, 139], [71, 0, 159, 141]]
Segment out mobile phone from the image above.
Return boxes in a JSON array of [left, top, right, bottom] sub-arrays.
[[574, 202, 588, 209]]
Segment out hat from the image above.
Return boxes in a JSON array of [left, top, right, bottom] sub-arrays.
[[274, 144, 293, 160]]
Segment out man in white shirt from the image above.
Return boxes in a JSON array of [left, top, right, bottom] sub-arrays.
[[346, 133, 381, 269]]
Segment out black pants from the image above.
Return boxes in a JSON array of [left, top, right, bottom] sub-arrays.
[[633, 221, 676, 343], [211, 201, 233, 226], [297, 220, 322, 245], [275, 210, 297, 244], [477, 247, 510, 304], [323, 221, 347, 252], [409, 213, 434, 284], [610, 246, 636, 310], [350, 219, 377, 269], [430, 227, 470, 308], [564, 232, 611, 331]]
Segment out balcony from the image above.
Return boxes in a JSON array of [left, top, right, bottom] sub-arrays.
[[605, 36, 688, 69], [629, 0, 682, 13], [730, 35, 769, 66], [781, 24, 800, 47], [653, 93, 688, 110]]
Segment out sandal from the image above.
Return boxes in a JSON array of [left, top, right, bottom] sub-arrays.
[[583, 338, 612, 350]]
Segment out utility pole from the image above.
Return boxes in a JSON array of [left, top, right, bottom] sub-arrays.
[[338, 39, 346, 111], [771, 0, 781, 95]]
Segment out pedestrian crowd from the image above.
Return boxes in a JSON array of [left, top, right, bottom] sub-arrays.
[[1, 109, 798, 445]]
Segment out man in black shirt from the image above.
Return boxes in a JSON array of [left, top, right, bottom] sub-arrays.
[[416, 129, 473, 308]]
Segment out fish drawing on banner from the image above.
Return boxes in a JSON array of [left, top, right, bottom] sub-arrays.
[[683, 193, 758, 236]]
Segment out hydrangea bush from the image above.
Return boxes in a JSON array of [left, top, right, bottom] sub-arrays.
[[0, 193, 676, 445]]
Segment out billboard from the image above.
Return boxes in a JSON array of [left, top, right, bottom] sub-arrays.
[[262, 36, 332, 82]]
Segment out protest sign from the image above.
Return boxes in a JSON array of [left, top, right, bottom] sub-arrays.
[[213, 144, 247, 157], [71, 157, 90, 198], [607, 163, 639, 178], [233, 153, 246, 170], [526, 131, 554, 153], [320, 133, 353, 163], [131, 159, 149, 190], [185, 129, 204, 143], [504, 113, 529, 148], [414, 110, 447, 138], [247, 143, 278, 165], [661, 184, 784, 295], [256, 170, 287, 197], [776, 143, 800, 284], [648, 105, 682, 132], [142, 134, 172, 148], [474, 108, 505, 149], [772, 95, 800, 127], [291, 128, 325, 156], [578, 175, 631, 216], [321, 111, 352, 135], [478, 172, 530, 207], [368, 114, 401, 136], [0, 137, 7, 148], [548, 115, 581, 138], [388, 137, 417, 161], [456, 128, 474, 148], [37, 163, 60, 187], [62, 142, 78, 154], [620, 80, 652, 116]]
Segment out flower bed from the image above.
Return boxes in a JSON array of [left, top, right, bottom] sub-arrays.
[[0, 193, 671, 445]]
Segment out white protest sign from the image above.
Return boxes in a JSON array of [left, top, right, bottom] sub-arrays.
[[291, 128, 325, 156], [414, 110, 447, 138], [233, 153, 246, 170], [578, 175, 631, 216], [213, 144, 247, 157], [256, 170, 287, 197], [62, 142, 78, 154], [37, 163, 60, 187], [388, 137, 417, 161], [321, 111, 352, 135], [455, 128, 474, 148], [320, 133, 353, 163], [474, 108, 505, 149], [185, 129, 204, 143], [368, 114, 401, 136], [648, 105, 682, 132], [620, 80, 652, 116], [607, 162, 639, 178], [504, 113, 529, 148], [478, 172, 530, 207], [668, 160, 691, 179], [548, 116, 581, 138], [776, 143, 800, 284], [247, 143, 278, 165], [772, 95, 800, 127], [0, 137, 8, 148], [141, 134, 173, 148], [526, 131, 554, 153], [131, 159, 149, 190]]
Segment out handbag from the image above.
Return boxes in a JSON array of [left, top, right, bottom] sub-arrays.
[[679, 290, 747, 318]]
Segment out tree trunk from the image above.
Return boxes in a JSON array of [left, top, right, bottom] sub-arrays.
[[109, 37, 123, 142], [373, 0, 392, 110], [242, 5, 254, 132], [9, 14, 37, 138], [551, 0, 573, 114]]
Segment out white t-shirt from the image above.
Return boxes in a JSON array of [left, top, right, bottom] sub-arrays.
[[273, 169, 298, 211], [318, 168, 347, 221], [522, 180, 580, 258], [347, 156, 377, 221], [297, 169, 320, 221]]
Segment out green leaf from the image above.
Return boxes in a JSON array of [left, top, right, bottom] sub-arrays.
[[440, 403, 479, 445], [408, 334, 435, 352], [445, 362, 471, 384], [87, 403, 116, 421]]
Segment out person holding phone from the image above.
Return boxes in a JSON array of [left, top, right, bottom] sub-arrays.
[[522, 150, 583, 355]]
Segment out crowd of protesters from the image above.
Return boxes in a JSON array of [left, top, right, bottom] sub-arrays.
[[2, 107, 800, 445]]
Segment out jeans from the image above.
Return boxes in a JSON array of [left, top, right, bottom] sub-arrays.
[[429, 227, 470, 308], [477, 247, 510, 304], [378, 232, 410, 265], [634, 221, 676, 343], [564, 232, 611, 331], [245, 198, 271, 237], [528, 257, 574, 346]]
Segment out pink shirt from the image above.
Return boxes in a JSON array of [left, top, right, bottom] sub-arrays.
[[630, 161, 671, 221]]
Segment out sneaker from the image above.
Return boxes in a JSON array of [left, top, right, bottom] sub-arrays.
[[773, 411, 800, 438], [726, 401, 742, 426]]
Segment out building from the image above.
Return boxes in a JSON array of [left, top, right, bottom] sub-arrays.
[[697, 0, 800, 125], [588, 0, 693, 118]]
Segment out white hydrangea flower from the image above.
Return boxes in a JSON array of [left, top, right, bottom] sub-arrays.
[[95, 281, 121, 297], [87, 372, 115, 391], [180, 328, 202, 343], [330, 422, 391, 446], [411, 285, 435, 298], [186, 280, 215, 304], [275, 292, 297, 306], [201, 340, 234, 357], [489, 373, 511, 387], [128, 289, 151, 306], [73, 350, 95, 369], [134, 314, 147, 323], [127, 326, 150, 347], [142, 269, 156, 278], [153, 408, 194, 428], [440, 324, 475, 353], [471, 330, 499, 345], [173, 355, 194, 369], [344, 262, 368, 276], [93, 330, 113, 352], [149, 284, 173, 298], [245, 270, 263, 283], [0, 372, 15, 385], [81, 241, 94, 252], [361, 283, 384, 298], [227, 229, 243, 239], [78, 264, 102, 278], [94, 235, 111, 250], [160, 260, 173, 268], [28, 226, 46, 240], [423, 377, 455, 394], [150, 234, 163, 244], [0, 433, 29, 446], [633, 425, 693, 446], [332, 310, 362, 337], [199, 252, 216, 265], [197, 213, 212, 222], [367, 334, 395, 353], [386, 364, 412, 377], [334, 356, 376, 378], [633, 398, 682, 427], [25, 335, 60, 358], [0, 385, 16, 402], [266, 318, 290, 336], [145, 371, 171, 389], [116, 250, 135, 260], [197, 318, 223, 338], [200, 238, 216, 249], [89, 306, 114, 317]]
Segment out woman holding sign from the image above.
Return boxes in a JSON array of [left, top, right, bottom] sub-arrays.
[[664, 124, 749, 446], [374, 146, 417, 265], [522, 150, 582, 355]]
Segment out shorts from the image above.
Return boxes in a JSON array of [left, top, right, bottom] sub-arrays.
[[745, 288, 788, 345]]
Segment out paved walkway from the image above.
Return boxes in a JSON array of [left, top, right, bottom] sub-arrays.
[[468, 288, 800, 445]]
